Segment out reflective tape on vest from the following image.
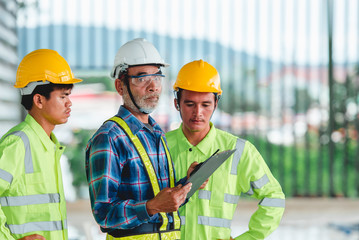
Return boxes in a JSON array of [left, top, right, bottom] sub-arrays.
[[259, 197, 285, 208], [231, 138, 246, 175], [246, 174, 270, 196], [224, 193, 240, 204], [0, 169, 13, 184], [3, 131, 34, 173], [198, 190, 211, 200], [161, 137, 181, 230], [7, 220, 65, 235], [180, 216, 186, 225], [0, 193, 60, 207], [198, 216, 231, 228]]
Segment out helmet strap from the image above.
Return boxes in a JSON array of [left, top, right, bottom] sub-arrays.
[[124, 76, 151, 115]]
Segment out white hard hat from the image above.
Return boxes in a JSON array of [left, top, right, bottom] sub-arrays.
[[111, 38, 169, 78]]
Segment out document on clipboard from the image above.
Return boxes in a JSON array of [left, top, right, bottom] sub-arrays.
[[184, 149, 236, 199]]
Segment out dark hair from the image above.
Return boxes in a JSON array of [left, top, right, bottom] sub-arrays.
[[21, 83, 73, 110]]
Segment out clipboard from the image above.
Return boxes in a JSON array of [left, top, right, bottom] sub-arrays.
[[184, 149, 236, 199]]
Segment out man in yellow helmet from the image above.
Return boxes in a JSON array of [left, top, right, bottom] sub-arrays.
[[166, 60, 285, 240], [0, 49, 82, 240], [85, 38, 193, 240]]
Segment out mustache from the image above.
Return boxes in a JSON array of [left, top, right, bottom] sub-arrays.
[[144, 93, 160, 99]]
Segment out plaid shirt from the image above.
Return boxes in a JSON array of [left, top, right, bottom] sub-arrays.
[[86, 106, 179, 231]]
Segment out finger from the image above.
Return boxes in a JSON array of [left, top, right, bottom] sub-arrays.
[[189, 161, 199, 167], [181, 182, 192, 192]]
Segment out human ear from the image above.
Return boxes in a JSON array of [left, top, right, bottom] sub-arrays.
[[115, 79, 124, 96], [32, 94, 44, 109], [174, 99, 179, 111]]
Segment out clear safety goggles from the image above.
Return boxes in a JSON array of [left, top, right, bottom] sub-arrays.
[[128, 74, 164, 87]]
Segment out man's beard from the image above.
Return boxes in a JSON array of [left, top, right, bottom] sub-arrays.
[[122, 86, 160, 114]]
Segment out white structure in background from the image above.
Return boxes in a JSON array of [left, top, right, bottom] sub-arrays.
[[0, 0, 21, 137]]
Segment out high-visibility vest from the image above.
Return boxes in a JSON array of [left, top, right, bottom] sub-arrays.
[[166, 124, 285, 240], [0, 114, 68, 240], [107, 116, 181, 240]]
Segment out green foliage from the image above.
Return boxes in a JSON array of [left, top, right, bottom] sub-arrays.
[[63, 127, 358, 198], [245, 133, 358, 198], [64, 129, 95, 193]]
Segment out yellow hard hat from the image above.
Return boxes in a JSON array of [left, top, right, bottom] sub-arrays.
[[15, 49, 82, 90], [173, 59, 222, 95]]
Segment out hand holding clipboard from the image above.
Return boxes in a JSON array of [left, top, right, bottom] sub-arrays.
[[184, 149, 236, 199]]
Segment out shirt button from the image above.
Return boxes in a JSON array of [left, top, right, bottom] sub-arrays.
[[189, 148, 192, 152]]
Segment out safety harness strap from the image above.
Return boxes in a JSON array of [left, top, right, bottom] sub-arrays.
[[108, 117, 180, 233], [160, 137, 181, 230], [106, 230, 180, 240]]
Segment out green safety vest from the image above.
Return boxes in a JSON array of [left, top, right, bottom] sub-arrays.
[[0, 114, 68, 240], [166, 123, 285, 240], [107, 116, 181, 240]]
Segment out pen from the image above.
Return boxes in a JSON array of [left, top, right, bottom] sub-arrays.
[[211, 149, 220, 157]]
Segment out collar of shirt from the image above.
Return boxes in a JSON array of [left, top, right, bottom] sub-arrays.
[[24, 114, 62, 151], [116, 106, 162, 135], [177, 122, 217, 155]]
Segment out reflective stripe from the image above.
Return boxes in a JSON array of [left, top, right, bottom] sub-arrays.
[[245, 174, 270, 196], [180, 216, 185, 225], [245, 187, 254, 196], [108, 117, 179, 233], [3, 131, 34, 174], [0, 193, 60, 207], [259, 198, 285, 208], [198, 190, 211, 200], [224, 193, 240, 204], [161, 137, 180, 230], [7, 220, 64, 235], [231, 138, 246, 175], [198, 191, 240, 204], [198, 216, 231, 228], [0, 169, 13, 184], [251, 174, 269, 189]]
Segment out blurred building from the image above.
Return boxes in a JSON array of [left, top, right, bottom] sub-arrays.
[[0, 0, 21, 137]]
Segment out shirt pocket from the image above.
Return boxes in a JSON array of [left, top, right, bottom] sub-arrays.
[[25, 172, 50, 214]]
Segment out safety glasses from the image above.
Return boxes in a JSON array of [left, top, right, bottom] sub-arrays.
[[129, 74, 165, 87]]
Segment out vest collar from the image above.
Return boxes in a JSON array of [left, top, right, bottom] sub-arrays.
[[24, 114, 62, 151], [177, 122, 217, 155]]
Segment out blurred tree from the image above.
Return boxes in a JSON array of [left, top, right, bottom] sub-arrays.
[[65, 129, 95, 195]]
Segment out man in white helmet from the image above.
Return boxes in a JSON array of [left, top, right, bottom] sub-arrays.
[[85, 38, 194, 240]]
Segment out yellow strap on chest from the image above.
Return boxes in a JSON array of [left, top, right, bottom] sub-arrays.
[[108, 117, 180, 231], [161, 137, 181, 230]]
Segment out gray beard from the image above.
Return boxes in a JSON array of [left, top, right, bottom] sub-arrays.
[[122, 86, 160, 114]]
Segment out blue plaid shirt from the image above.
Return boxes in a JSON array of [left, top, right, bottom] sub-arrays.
[[86, 106, 179, 231]]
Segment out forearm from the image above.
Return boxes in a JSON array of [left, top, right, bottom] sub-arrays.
[[92, 199, 151, 229]]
